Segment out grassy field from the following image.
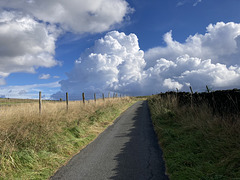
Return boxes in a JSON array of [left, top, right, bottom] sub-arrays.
[[148, 94, 240, 180], [0, 97, 136, 179], [0, 98, 38, 106]]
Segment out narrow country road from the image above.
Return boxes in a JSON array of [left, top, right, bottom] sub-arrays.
[[51, 100, 169, 180]]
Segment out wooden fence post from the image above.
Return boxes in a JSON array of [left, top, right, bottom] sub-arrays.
[[39, 91, 42, 114], [189, 86, 193, 108], [108, 92, 110, 98], [66, 92, 69, 110], [82, 93, 85, 104], [206, 85, 210, 93], [189, 86, 193, 94], [94, 93, 96, 103], [102, 93, 105, 101]]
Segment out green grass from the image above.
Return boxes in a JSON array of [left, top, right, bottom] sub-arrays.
[[148, 95, 240, 180], [0, 97, 137, 179]]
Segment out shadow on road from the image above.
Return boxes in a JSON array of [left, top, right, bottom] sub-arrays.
[[109, 101, 169, 180]]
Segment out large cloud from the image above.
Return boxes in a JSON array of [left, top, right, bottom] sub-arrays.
[[0, 11, 59, 82], [0, 0, 132, 87], [144, 55, 240, 93], [52, 22, 240, 99], [0, 0, 133, 33], [145, 22, 240, 68], [53, 31, 145, 99]]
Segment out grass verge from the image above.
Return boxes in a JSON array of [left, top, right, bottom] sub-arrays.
[[148, 95, 240, 180], [0, 97, 136, 179]]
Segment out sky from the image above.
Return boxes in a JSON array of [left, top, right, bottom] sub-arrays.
[[0, 0, 240, 100]]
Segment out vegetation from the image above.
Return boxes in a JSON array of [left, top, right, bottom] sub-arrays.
[[148, 94, 240, 179], [0, 98, 38, 106], [0, 97, 136, 179]]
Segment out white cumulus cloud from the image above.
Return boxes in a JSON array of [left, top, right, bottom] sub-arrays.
[[0, 0, 133, 33], [0, 11, 59, 80], [52, 22, 240, 99], [163, 78, 183, 90], [145, 22, 240, 68], [53, 31, 145, 99], [146, 54, 240, 92], [0, 0, 132, 87]]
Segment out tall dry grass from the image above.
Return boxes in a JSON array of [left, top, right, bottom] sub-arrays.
[[0, 97, 135, 179]]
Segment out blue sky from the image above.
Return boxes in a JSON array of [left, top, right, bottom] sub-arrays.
[[0, 0, 240, 99]]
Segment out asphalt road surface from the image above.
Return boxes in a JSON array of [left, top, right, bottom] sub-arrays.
[[51, 100, 169, 180]]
